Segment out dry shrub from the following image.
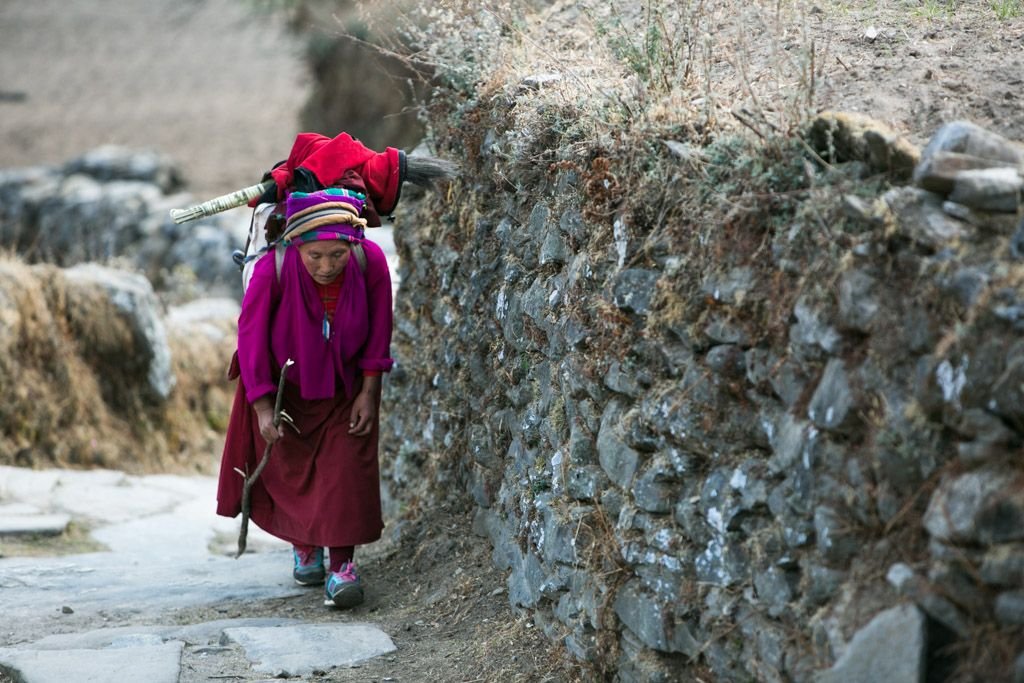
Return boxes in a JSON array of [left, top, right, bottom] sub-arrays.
[[0, 255, 236, 473]]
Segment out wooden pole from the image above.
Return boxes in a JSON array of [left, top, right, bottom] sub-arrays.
[[235, 358, 294, 558]]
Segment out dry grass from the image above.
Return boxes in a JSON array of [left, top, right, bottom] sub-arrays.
[[0, 255, 235, 473]]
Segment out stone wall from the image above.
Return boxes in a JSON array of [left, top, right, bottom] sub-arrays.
[[381, 97, 1024, 681], [0, 146, 246, 303]]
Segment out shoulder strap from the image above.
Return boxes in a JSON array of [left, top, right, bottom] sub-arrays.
[[352, 242, 367, 273]]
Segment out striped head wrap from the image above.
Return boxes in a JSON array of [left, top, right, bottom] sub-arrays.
[[283, 188, 368, 245]]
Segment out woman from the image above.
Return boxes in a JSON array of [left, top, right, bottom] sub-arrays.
[[217, 186, 392, 609]]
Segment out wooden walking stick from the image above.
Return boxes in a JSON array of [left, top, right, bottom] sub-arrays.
[[235, 358, 295, 558]]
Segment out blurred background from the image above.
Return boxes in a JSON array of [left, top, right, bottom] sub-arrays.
[[0, 0, 425, 197]]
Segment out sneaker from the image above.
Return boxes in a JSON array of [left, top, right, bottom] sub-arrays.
[[324, 561, 364, 608], [292, 546, 325, 586]]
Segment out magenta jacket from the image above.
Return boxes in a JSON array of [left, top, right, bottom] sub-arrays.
[[237, 239, 393, 404]]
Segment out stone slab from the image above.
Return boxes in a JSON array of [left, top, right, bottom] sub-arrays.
[[223, 623, 397, 676], [27, 618, 303, 650], [815, 603, 925, 683], [0, 513, 70, 536], [0, 642, 183, 683]]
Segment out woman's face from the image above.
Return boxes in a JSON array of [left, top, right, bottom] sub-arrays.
[[298, 240, 352, 284]]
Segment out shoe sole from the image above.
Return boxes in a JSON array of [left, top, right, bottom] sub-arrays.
[[294, 572, 326, 586], [324, 585, 364, 609]]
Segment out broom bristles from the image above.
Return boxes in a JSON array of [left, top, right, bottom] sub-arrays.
[[406, 154, 459, 189]]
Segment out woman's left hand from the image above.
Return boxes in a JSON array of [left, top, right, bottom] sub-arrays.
[[349, 390, 377, 436]]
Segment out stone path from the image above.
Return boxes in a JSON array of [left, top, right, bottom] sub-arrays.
[[0, 466, 397, 682]]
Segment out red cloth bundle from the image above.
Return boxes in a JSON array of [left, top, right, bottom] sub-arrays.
[[258, 132, 403, 227]]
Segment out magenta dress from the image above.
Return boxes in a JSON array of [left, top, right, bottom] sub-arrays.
[[216, 239, 393, 547]]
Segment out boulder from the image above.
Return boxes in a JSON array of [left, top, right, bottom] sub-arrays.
[[919, 120, 1024, 168], [63, 263, 175, 403]]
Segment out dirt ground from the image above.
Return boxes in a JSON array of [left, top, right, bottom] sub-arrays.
[[804, 3, 1024, 146]]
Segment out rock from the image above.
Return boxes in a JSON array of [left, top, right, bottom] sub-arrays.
[[814, 505, 860, 565], [695, 534, 748, 587], [1011, 218, 1024, 260], [539, 228, 569, 265], [705, 344, 746, 379], [841, 194, 888, 227], [612, 269, 661, 314], [704, 314, 753, 347], [920, 120, 1024, 169], [814, 604, 925, 683], [702, 267, 754, 305], [222, 624, 396, 676], [540, 503, 592, 565], [952, 409, 1016, 464], [166, 221, 244, 293], [64, 145, 184, 193], [790, 296, 842, 357], [990, 340, 1024, 433], [924, 467, 1024, 545], [631, 455, 679, 514], [837, 269, 879, 332], [980, 544, 1024, 586], [995, 591, 1024, 626], [0, 642, 184, 683], [947, 167, 1023, 212], [597, 399, 642, 489], [808, 111, 920, 179], [884, 186, 968, 250], [613, 579, 699, 656], [940, 266, 990, 309], [605, 360, 644, 397], [913, 150, 1019, 195], [507, 547, 546, 608], [804, 563, 846, 606], [559, 207, 586, 241], [64, 263, 175, 402], [520, 72, 562, 90], [753, 565, 796, 618], [808, 359, 859, 433], [166, 297, 239, 341], [0, 512, 70, 536], [566, 465, 607, 502]]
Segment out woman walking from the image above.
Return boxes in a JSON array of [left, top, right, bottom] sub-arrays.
[[217, 185, 392, 609]]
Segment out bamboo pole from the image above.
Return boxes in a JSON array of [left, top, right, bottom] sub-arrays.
[[169, 180, 274, 224]]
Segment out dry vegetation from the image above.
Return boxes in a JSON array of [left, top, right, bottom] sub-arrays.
[[0, 256, 235, 473]]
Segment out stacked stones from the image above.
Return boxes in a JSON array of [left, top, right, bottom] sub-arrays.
[[0, 145, 245, 301], [382, 107, 1024, 682]]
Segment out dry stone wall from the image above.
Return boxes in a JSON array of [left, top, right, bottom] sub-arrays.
[[381, 98, 1024, 681]]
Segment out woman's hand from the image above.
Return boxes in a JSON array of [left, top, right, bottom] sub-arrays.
[[349, 375, 381, 437], [254, 397, 283, 445]]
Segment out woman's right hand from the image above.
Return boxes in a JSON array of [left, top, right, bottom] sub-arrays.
[[254, 397, 283, 445]]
